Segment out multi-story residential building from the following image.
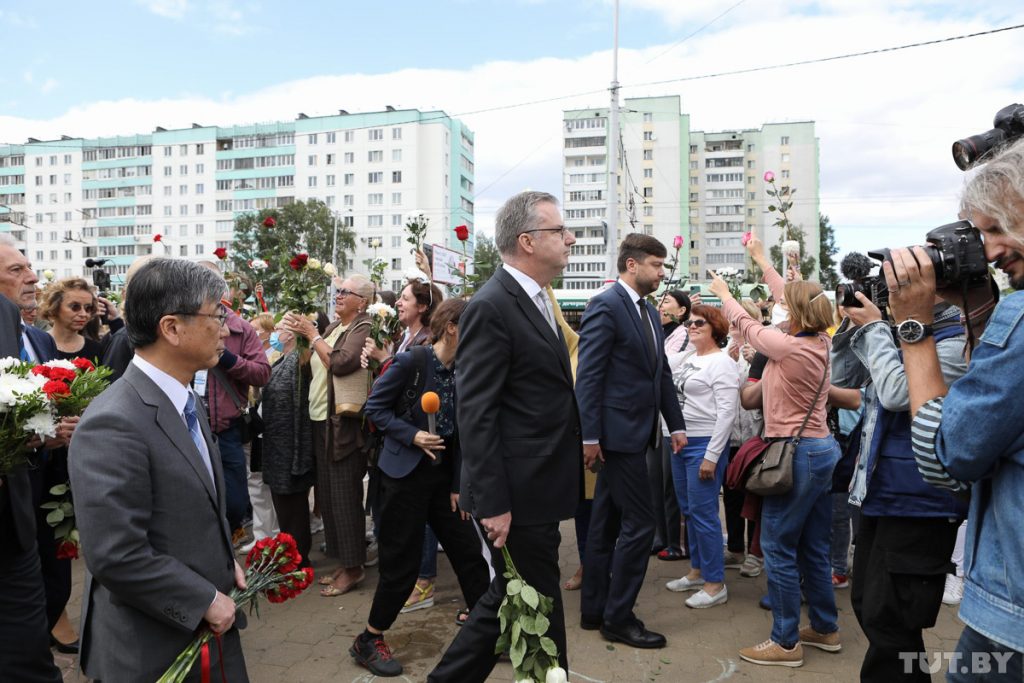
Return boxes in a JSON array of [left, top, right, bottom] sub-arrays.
[[561, 95, 818, 293], [0, 107, 474, 295], [561, 96, 690, 292], [688, 123, 819, 282]]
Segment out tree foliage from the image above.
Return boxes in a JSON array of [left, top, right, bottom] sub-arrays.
[[229, 199, 355, 307], [818, 213, 840, 290]]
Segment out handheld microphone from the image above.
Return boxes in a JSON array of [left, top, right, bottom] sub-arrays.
[[420, 391, 442, 466]]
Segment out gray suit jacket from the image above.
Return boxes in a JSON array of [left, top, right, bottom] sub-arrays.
[[69, 361, 247, 682]]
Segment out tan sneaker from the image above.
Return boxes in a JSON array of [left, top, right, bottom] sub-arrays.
[[739, 639, 803, 667], [799, 625, 841, 652]]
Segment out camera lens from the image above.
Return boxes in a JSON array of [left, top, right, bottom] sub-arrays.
[[952, 129, 1008, 171]]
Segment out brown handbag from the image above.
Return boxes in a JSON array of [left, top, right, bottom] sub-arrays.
[[331, 320, 373, 418], [744, 353, 829, 496]]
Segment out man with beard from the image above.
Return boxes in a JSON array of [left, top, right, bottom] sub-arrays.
[[576, 233, 686, 649], [888, 135, 1024, 681]]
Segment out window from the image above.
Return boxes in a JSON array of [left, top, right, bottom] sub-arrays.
[[48, 175, 56, 185], [368, 193, 383, 205], [689, 161, 698, 169], [392, 171, 402, 183], [63, 173, 71, 184], [196, 144, 205, 155], [391, 235, 402, 248], [368, 129, 383, 141], [643, 150, 653, 161], [747, 160, 755, 168], [643, 131, 654, 141], [195, 204, 204, 215], [392, 149, 402, 162], [392, 127, 402, 140], [164, 186, 173, 196], [163, 166, 172, 177], [748, 192, 756, 200], [308, 134, 318, 144], [781, 153, 790, 162], [392, 214, 402, 226], [344, 131, 354, 142], [326, 174, 336, 186], [368, 172, 383, 184], [780, 136, 790, 145], [180, 224, 189, 236], [368, 150, 383, 162], [643, 187, 653, 198], [326, 153, 335, 165], [344, 174, 354, 186], [326, 132, 336, 144], [643, 206, 654, 216], [195, 223, 204, 235], [644, 168, 653, 178], [391, 257, 402, 269], [748, 175, 755, 185], [308, 177, 317, 188], [391, 192, 401, 204], [343, 194, 354, 206], [180, 245, 188, 256], [781, 170, 790, 178], [179, 165, 188, 175], [164, 146, 172, 157], [643, 112, 653, 122], [164, 206, 173, 216], [689, 145, 698, 154], [195, 244, 204, 255], [196, 163, 204, 174], [179, 184, 188, 195], [307, 155, 317, 166], [195, 183, 204, 194], [179, 204, 188, 216], [367, 215, 383, 227], [344, 152, 354, 164], [63, 154, 72, 164]]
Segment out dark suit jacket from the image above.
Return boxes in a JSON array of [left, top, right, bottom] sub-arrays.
[[456, 267, 582, 525], [22, 325, 57, 363], [0, 295, 36, 553], [576, 282, 685, 453], [69, 362, 245, 682], [365, 347, 462, 492]]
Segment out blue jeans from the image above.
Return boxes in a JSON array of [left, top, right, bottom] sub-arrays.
[[671, 436, 729, 583], [760, 436, 841, 647], [217, 420, 251, 531], [419, 524, 438, 578], [830, 491, 852, 575], [946, 625, 1023, 682]]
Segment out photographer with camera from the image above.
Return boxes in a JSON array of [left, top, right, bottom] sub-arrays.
[[887, 135, 1024, 681], [832, 253, 968, 683]]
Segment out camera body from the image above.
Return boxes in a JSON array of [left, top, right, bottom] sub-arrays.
[[952, 103, 1024, 170]]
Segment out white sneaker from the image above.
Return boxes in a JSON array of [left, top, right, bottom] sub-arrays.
[[723, 551, 745, 569], [666, 576, 705, 592], [942, 574, 964, 605], [310, 516, 324, 534], [739, 555, 764, 578], [685, 586, 728, 608]]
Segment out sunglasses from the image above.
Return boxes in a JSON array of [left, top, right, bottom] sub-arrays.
[[682, 319, 707, 329], [68, 302, 96, 314], [337, 289, 366, 299]]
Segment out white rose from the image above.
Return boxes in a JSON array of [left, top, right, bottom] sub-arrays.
[[545, 667, 568, 683], [43, 269, 55, 281], [323, 263, 337, 276], [25, 409, 57, 439], [307, 258, 322, 270]]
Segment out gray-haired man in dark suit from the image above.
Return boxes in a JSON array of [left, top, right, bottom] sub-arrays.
[[70, 258, 249, 682]]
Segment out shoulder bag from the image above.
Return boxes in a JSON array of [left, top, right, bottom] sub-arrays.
[[209, 365, 264, 444], [744, 350, 829, 496], [333, 320, 373, 418]]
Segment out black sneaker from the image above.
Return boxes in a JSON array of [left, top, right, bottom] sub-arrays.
[[350, 633, 403, 677]]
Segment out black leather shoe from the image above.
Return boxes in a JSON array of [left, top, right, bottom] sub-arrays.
[[580, 614, 602, 631], [600, 620, 666, 649], [50, 635, 79, 654]]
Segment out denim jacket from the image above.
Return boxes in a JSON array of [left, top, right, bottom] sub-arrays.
[[832, 304, 967, 515], [911, 290, 1024, 652]]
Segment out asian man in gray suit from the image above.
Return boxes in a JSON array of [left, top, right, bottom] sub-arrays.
[[69, 258, 249, 683]]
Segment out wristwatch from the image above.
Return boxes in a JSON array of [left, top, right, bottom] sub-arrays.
[[896, 318, 933, 344]]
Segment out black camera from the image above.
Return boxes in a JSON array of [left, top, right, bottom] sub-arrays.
[[952, 103, 1024, 170], [85, 257, 111, 295]]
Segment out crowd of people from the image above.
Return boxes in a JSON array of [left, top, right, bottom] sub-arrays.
[[3, 135, 1024, 682]]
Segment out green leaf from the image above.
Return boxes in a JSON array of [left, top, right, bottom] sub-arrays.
[[533, 612, 550, 636], [495, 631, 511, 654], [507, 579, 523, 596], [512, 621, 522, 646], [521, 585, 539, 610], [49, 484, 68, 495], [520, 614, 537, 635], [60, 502, 74, 515], [522, 653, 535, 675], [54, 520, 73, 537], [510, 636, 527, 668], [540, 636, 558, 658], [45, 509, 64, 525], [40, 501, 60, 509], [533, 660, 548, 683], [767, 205, 776, 212]]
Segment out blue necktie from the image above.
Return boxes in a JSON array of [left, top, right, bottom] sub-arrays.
[[18, 325, 30, 361], [184, 393, 214, 484]]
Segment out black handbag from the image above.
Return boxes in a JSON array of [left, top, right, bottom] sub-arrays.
[[210, 366, 264, 444], [745, 352, 829, 496]]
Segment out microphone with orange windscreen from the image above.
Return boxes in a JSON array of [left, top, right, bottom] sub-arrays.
[[421, 391, 442, 465]]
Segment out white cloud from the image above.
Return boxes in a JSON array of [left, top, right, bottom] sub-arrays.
[[1, 7, 1021, 260], [135, 0, 189, 19], [39, 78, 58, 94]]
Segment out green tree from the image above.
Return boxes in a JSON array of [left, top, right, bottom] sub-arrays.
[[229, 199, 355, 307], [470, 234, 500, 285], [818, 213, 839, 289]]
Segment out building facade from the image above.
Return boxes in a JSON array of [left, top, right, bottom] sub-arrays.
[[561, 95, 819, 293], [0, 107, 474, 294]]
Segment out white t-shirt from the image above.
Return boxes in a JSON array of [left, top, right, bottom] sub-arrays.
[[673, 351, 741, 463]]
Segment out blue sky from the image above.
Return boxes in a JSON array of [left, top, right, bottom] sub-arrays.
[[2, 0, 1023, 261]]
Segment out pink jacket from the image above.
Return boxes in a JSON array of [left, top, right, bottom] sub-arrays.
[[206, 309, 271, 433]]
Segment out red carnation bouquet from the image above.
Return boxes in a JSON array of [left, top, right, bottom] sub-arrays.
[[158, 532, 314, 682]]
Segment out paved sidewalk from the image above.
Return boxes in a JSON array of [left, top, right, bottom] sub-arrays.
[[58, 521, 960, 682]]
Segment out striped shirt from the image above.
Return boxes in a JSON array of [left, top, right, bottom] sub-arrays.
[[911, 397, 970, 493]]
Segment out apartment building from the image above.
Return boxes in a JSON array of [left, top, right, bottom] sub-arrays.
[[0, 107, 474, 294]]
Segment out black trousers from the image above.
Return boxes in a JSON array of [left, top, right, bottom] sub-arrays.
[[852, 515, 958, 683], [0, 540, 62, 682], [368, 459, 490, 632], [428, 522, 567, 683], [271, 489, 313, 568], [30, 450, 72, 629], [723, 446, 754, 553], [647, 440, 681, 551], [581, 448, 655, 625]]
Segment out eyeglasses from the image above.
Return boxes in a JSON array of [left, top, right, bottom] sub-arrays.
[[337, 289, 367, 299], [68, 302, 96, 314], [176, 305, 229, 327], [521, 227, 570, 238], [682, 319, 708, 329]]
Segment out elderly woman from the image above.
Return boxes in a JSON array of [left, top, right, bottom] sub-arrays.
[[351, 298, 490, 676], [260, 321, 315, 567], [709, 236, 842, 667], [284, 274, 375, 596], [665, 305, 740, 608]]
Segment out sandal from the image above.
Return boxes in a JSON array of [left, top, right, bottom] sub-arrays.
[[319, 569, 364, 597], [318, 568, 343, 586], [455, 608, 470, 627], [400, 580, 435, 613], [562, 567, 583, 591]]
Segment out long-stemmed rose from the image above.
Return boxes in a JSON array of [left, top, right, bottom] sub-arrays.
[[277, 252, 334, 350]]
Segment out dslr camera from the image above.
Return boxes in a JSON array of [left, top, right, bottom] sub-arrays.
[[839, 220, 989, 312], [952, 103, 1024, 170]]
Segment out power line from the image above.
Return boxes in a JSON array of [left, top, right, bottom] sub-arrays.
[[644, 0, 750, 64]]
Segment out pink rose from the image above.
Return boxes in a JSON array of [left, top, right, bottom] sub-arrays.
[[672, 235, 683, 249], [763, 171, 775, 183]]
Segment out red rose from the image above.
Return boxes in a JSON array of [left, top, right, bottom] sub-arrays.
[[153, 234, 162, 243], [454, 224, 470, 241], [42, 380, 71, 398], [72, 357, 94, 372], [31, 365, 51, 379], [262, 216, 276, 228], [47, 367, 76, 383], [213, 247, 228, 260], [289, 253, 309, 271], [56, 540, 79, 560]]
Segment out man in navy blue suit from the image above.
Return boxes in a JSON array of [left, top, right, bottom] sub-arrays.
[[576, 233, 686, 649]]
